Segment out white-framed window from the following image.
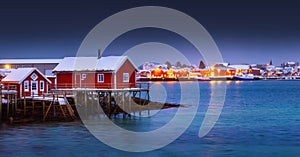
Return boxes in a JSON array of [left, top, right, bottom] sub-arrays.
[[31, 73, 38, 80], [98, 74, 104, 83], [24, 80, 29, 92], [40, 80, 44, 91], [123, 73, 129, 82], [31, 81, 37, 91], [81, 73, 87, 79]]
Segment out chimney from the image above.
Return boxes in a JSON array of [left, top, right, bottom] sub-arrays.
[[98, 49, 101, 59]]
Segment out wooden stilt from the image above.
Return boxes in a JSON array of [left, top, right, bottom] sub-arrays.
[[32, 98, 35, 115], [53, 94, 57, 117], [84, 91, 87, 118], [127, 92, 131, 118], [108, 92, 111, 118], [13, 94, 17, 116], [23, 95, 26, 116], [122, 92, 125, 118], [97, 92, 101, 114], [90, 92, 93, 114], [43, 96, 54, 121], [63, 94, 76, 119], [42, 100, 45, 116], [59, 103, 66, 118], [139, 89, 142, 116], [7, 94, 10, 117]]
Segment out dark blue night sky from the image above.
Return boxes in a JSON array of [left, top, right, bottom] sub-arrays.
[[1, 0, 300, 65]]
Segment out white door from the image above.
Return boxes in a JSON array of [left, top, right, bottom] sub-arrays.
[[74, 73, 81, 88], [31, 81, 38, 95]]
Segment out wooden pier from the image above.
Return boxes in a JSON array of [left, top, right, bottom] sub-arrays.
[[51, 85, 150, 120], [0, 85, 18, 122], [0, 83, 150, 123]]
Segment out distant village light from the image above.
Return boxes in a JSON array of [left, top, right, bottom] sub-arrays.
[[4, 64, 11, 70]]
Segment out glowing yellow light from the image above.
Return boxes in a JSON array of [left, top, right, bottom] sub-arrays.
[[154, 68, 161, 73], [4, 64, 11, 70], [167, 69, 173, 74]]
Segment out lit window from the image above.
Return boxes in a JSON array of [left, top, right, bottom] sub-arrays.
[[98, 74, 104, 82], [123, 73, 129, 82], [24, 81, 29, 92], [40, 81, 44, 91]]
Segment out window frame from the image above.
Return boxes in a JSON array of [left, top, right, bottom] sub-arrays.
[[31, 73, 38, 80], [81, 73, 87, 79], [98, 74, 104, 83], [40, 80, 44, 91], [24, 80, 29, 92], [123, 73, 129, 83]]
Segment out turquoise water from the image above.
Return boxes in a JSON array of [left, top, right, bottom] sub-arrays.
[[1, 81, 300, 156]]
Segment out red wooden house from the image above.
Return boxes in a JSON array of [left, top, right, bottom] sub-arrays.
[[1, 68, 52, 98], [52, 56, 137, 89]]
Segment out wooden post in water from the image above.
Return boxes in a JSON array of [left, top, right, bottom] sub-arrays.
[[32, 97, 35, 115], [53, 94, 58, 117], [147, 83, 150, 102], [122, 91, 125, 118], [139, 89, 142, 116], [90, 92, 94, 115], [43, 94, 54, 122], [13, 93, 17, 116], [97, 91, 101, 115], [127, 91, 132, 118], [42, 93, 46, 116], [7, 94, 10, 118], [23, 95, 26, 116], [74, 91, 78, 108], [42, 100, 46, 116], [84, 91, 87, 118], [108, 92, 111, 118]]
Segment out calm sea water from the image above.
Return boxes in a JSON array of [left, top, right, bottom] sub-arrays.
[[1, 81, 300, 157]]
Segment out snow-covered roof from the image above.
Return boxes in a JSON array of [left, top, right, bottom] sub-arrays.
[[215, 63, 229, 67], [53, 57, 98, 71], [226, 67, 236, 70], [287, 61, 296, 65], [0, 69, 10, 77], [252, 68, 261, 70], [96, 56, 136, 71], [0, 59, 62, 64], [53, 56, 137, 72], [2, 68, 51, 84], [228, 65, 250, 70]]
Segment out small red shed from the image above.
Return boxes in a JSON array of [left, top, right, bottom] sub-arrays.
[[1, 68, 52, 98], [53, 56, 137, 89]]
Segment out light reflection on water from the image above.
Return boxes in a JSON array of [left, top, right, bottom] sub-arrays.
[[1, 81, 300, 157]]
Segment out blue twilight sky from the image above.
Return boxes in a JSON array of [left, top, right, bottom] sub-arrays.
[[1, 0, 300, 66]]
